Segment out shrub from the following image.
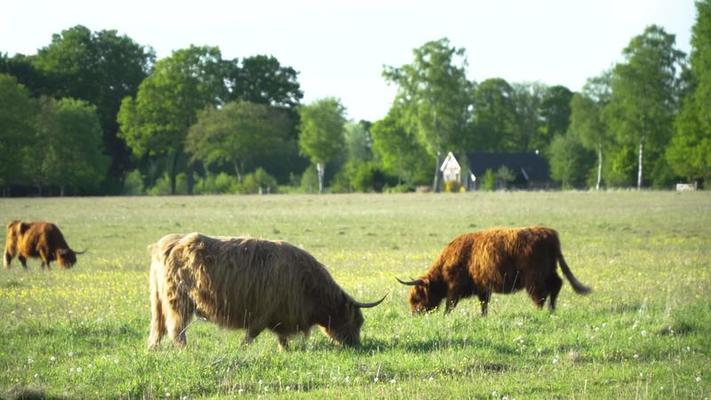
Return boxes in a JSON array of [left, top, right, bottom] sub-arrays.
[[443, 180, 462, 193], [239, 168, 278, 194], [194, 173, 240, 194], [123, 169, 144, 195]]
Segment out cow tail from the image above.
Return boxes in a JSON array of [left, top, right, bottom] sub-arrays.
[[557, 253, 591, 295]]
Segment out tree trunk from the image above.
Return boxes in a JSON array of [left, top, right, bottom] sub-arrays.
[[186, 164, 194, 195], [432, 152, 441, 192], [637, 140, 644, 190], [316, 162, 325, 194], [60, 185, 65, 197], [233, 161, 242, 183], [170, 151, 179, 195], [596, 144, 603, 191]]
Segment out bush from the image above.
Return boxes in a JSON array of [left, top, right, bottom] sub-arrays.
[[147, 173, 188, 195], [123, 169, 144, 195], [300, 166, 319, 193], [443, 180, 462, 193], [194, 173, 240, 194], [239, 168, 278, 194], [384, 184, 413, 193], [481, 169, 495, 191]]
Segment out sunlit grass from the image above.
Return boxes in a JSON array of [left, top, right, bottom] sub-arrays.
[[1, 192, 710, 398]]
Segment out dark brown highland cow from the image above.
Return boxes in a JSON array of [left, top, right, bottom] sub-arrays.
[[397, 227, 590, 315], [148, 233, 387, 350], [4, 220, 84, 270]]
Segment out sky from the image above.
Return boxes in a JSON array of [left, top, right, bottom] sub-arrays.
[[1, 0, 698, 122]]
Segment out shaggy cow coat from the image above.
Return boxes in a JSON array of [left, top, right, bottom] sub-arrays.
[[398, 227, 590, 315], [4, 220, 81, 269], [148, 232, 385, 350]]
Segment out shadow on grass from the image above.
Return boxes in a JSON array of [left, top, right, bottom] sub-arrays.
[[2, 386, 67, 400], [355, 337, 520, 356]]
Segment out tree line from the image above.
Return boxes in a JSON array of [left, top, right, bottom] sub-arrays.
[[1, 2, 709, 195]]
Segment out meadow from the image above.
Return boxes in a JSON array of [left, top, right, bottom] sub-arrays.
[[0, 191, 710, 399]]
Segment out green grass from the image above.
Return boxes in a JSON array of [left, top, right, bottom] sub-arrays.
[[1, 192, 710, 399]]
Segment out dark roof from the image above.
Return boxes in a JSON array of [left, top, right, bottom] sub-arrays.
[[466, 152, 550, 182]]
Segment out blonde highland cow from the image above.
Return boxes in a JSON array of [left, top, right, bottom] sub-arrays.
[[148, 233, 386, 350]]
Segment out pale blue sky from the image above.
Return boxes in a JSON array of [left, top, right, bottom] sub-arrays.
[[1, 0, 697, 122]]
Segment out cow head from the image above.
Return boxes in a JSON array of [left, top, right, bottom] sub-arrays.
[[397, 277, 446, 314], [57, 248, 85, 268], [323, 294, 387, 347]]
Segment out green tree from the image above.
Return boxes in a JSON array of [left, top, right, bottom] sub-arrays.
[[667, 0, 711, 185], [344, 120, 373, 163], [118, 45, 225, 194], [0, 74, 36, 188], [471, 78, 519, 151], [607, 25, 686, 188], [186, 101, 291, 181], [33, 25, 154, 191], [539, 85, 573, 146], [569, 73, 613, 190], [298, 98, 347, 193], [512, 82, 546, 152], [371, 109, 433, 186], [548, 133, 595, 189], [0, 53, 50, 97], [383, 38, 473, 190], [225, 55, 303, 110], [30, 97, 109, 195]]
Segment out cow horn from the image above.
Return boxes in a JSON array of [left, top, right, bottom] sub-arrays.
[[74, 249, 88, 255], [353, 293, 388, 308], [396, 277, 424, 286]]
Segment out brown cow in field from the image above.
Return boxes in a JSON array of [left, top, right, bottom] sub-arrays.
[[148, 233, 387, 350], [397, 226, 590, 315], [4, 220, 84, 270]]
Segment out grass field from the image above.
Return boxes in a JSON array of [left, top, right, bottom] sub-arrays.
[[1, 192, 710, 399]]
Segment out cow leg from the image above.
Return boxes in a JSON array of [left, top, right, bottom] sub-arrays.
[[244, 327, 264, 345], [547, 274, 563, 311], [148, 303, 167, 349], [148, 283, 167, 349], [444, 296, 460, 314], [527, 286, 547, 309], [3, 250, 12, 269], [165, 297, 195, 348], [277, 335, 290, 351], [18, 255, 28, 270], [478, 291, 491, 316]]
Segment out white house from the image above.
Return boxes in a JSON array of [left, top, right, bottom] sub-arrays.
[[440, 152, 461, 183]]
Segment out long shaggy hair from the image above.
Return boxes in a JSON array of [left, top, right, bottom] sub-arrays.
[[148, 233, 385, 350], [398, 226, 590, 315], [4, 220, 81, 270]]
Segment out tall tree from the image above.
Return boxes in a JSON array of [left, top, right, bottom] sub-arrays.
[[539, 85, 574, 147], [371, 109, 432, 186], [225, 55, 303, 110], [383, 38, 473, 190], [34, 25, 154, 191], [607, 25, 686, 189], [511, 82, 546, 152], [298, 97, 346, 193], [548, 133, 595, 189], [667, 0, 711, 185], [0, 53, 50, 97], [0, 74, 36, 188], [118, 45, 225, 194], [570, 73, 613, 190], [185, 101, 291, 181], [343, 121, 373, 163], [29, 97, 109, 195], [471, 78, 519, 151]]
